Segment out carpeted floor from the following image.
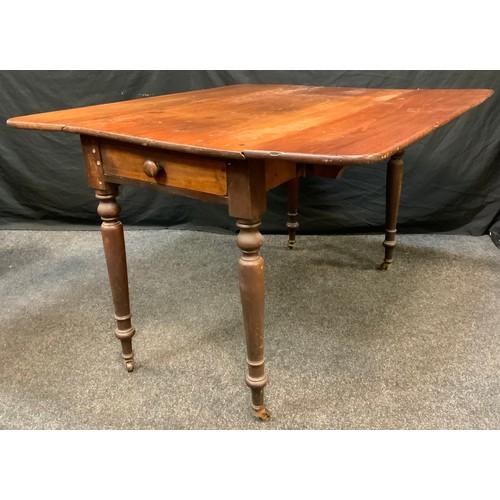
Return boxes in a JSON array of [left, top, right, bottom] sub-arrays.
[[0, 229, 499, 429]]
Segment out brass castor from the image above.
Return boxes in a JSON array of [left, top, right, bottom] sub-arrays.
[[253, 406, 271, 422], [125, 360, 135, 372], [378, 261, 392, 271]]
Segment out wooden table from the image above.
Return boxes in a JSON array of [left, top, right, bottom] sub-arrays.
[[7, 84, 493, 421]]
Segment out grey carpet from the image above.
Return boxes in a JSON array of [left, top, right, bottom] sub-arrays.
[[0, 230, 499, 429]]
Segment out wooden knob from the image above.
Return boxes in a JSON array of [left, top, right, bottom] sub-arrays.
[[143, 159, 162, 178]]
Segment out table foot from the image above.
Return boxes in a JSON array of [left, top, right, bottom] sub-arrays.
[[252, 405, 271, 422], [287, 178, 299, 249], [378, 261, 392, 271], [287, 221, 298, 250], [378, 237, 396, 270], [123, 353, 135, 372]]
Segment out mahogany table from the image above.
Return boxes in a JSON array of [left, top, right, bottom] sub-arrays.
[[7, 84, 493, 421]]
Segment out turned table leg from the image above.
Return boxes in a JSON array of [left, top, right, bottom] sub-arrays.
[[96, 185, 136, 372], [236, 219, 270, 421], [379, 151, 404, 271], [286, 177, 300, 249]]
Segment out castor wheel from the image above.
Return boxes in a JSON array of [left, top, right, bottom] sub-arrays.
[[252, 406, 271, 422], [125, 360, 134, 372], [378, 261, 391, 271]]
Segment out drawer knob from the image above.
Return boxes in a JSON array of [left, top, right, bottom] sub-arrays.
[[143, 159, 162, 178]]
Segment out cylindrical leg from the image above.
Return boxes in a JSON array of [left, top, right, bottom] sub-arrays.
[[236, 219, 270, 421], [379, 151, 404, 271], [286, 177, 300, 249], [96, 185, 136, 372]]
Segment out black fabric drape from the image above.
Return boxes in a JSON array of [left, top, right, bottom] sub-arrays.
[[1, 70, 499, 236]]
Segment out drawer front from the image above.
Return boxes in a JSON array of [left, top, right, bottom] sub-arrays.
[[100, 142, 228, 196]]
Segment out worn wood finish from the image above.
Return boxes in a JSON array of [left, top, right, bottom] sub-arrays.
[[95, 185, 136, 372], [103, 174, 229, 204], [99, 141, 228, 196], [6, 84, 494, 422], [379, 151, 405, 271], [287, 178, 300, 249], [264, 159, 297, 190], [81, 135, 112, 191], [7, 85, 493, 165], [227, 159, 269, 419], [236, 218, 269, 421], [227, 160, 266, 220], [82, 136, 136, 371]]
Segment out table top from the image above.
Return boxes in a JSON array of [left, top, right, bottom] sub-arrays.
[[7, 84, 493, 165]]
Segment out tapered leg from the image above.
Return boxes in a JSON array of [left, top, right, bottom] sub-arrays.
[[379, 151, 404, 270], [286, 177, 300, 249], [236, 218, 270, 421], [96, 185, 136, 372]]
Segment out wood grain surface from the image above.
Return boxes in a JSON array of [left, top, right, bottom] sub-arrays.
[[7, 84, 493, 165], [99, 141, 228, 195]]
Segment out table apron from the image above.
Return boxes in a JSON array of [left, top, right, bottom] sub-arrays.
[[99, 140, 228, 196], [103, 173, 229, 204]]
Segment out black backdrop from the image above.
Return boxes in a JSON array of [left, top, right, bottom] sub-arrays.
[[1, 70, 499, 236]]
